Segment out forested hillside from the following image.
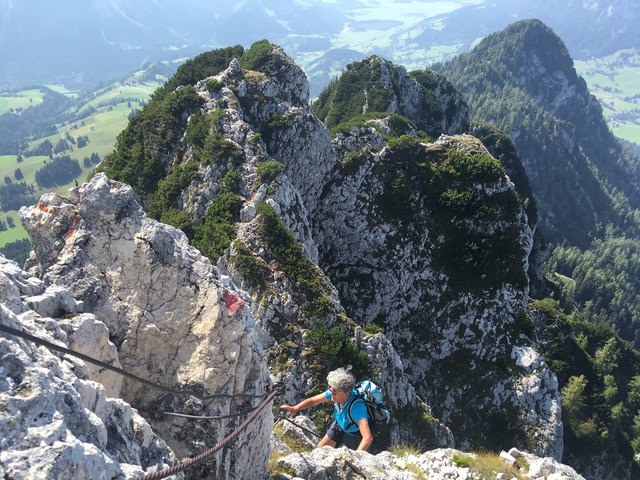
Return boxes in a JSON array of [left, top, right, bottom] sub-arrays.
[[431, 20, 640, 475], [533, 299, 640, 478], [436, 19, 640, 349]]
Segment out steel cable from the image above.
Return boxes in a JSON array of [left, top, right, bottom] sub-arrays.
[[275, 414, 321, 438], [136, 387, 280, 480], [0, 322, 267, 400]]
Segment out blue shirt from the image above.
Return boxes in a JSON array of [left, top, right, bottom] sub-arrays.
[[324, 388, 367, 434]]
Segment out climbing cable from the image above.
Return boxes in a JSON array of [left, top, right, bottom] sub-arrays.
[[275, 414, 321, 438], [136, 386, 280, 480], [136, 408, 257, 421], [1, 321, 285, 479], [0, 322, 268, 401]]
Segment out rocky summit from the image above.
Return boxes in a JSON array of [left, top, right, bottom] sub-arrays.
[[0, 40, 589, 479]]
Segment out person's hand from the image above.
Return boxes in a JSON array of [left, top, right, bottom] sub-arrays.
[[280, 404, 297, 414]]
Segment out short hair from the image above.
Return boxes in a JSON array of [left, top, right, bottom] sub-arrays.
[[327, 367, 355, 392]]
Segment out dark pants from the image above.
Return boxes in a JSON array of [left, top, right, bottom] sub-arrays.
[[326, 420, 375, 450]]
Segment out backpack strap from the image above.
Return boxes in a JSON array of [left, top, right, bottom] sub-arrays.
[[345, 394, 366, 432]]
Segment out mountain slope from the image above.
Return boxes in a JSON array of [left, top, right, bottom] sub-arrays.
[[435, 19, 640, 247], [97, 42, 564, 457]]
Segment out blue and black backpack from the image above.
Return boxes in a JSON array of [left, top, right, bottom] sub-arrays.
[[345, 380, 391, 430]]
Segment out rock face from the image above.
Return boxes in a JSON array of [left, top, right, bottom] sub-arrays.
[[312, 55, 470, 138], [196, 48, 560, 457], [313, 129, 562, 456], [194, 48, 449, 447], [271, 446, 585, 480], [19, 174, 273, 480], [0, 255, 179, 479]]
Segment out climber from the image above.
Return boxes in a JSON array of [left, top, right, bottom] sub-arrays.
[[280, 367, 373, 451]]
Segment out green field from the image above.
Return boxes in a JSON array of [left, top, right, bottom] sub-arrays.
[[0, 88, 46, 114], [0, 210, 27, 248], [575, 49, 640, 145], [0, 77, 162, 249], [44, 84, 80, 98], [330, 0, 482, 67], [79, 81, 157, 115], [613, 123, 640, 145]]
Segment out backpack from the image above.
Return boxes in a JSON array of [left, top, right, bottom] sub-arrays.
[[346, 380, 391, 429]]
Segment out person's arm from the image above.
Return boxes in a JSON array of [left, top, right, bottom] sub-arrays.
[[356, 418, 373, 451], [280, 392, 328, 414]]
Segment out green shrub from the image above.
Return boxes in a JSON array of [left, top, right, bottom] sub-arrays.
[[206, 78, 222, 93], [391, 445, 422, 458], [440, 149, 504, 184], [185, 111, 211, 152], [261, 113, 288, 148], [222, 168, 242, 193], [240, 40, 274, 71], [514, 309, 536, 338], [386, 115, 414, 137], [192, 192, 243, 260], [306, 325, 374, 381], [387, 134, 425, 162], [532, 298, 564, 317], [452, 455, 473, 468], [147, 161, 199, 220], [159, 208, 194, 237], [339, 150, 366, 175], [363, 323, 383, 335], [230, 241, 269, 292], [256, 202, 332, 317], [202, 131, 241, 164], [249, 132, 262, 144], [256, 161, 285, 184]]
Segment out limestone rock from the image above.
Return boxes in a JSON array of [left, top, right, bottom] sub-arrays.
[[313, 130, 562, 456], [58, 313, 123, 397], [0, 255, 180, 479], [20, 174, 273, 479], [280, 415, 319, 450], [274, 447, 585, 480]]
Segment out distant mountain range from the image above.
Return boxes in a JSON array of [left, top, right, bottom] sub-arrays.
[[398, 0, 640, 59], [0, 0, 350, 90], [1, 1, 638, 95]]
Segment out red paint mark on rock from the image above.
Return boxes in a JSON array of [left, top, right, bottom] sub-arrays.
[[65, 228, 75, 240], [37, 202, 49, 213], [223, 290, 245, 314]]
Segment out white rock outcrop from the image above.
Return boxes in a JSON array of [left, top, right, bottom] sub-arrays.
[[19, 174, 273, 479], [273, 447, 585, 480], [0, 255, 180, 479]]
